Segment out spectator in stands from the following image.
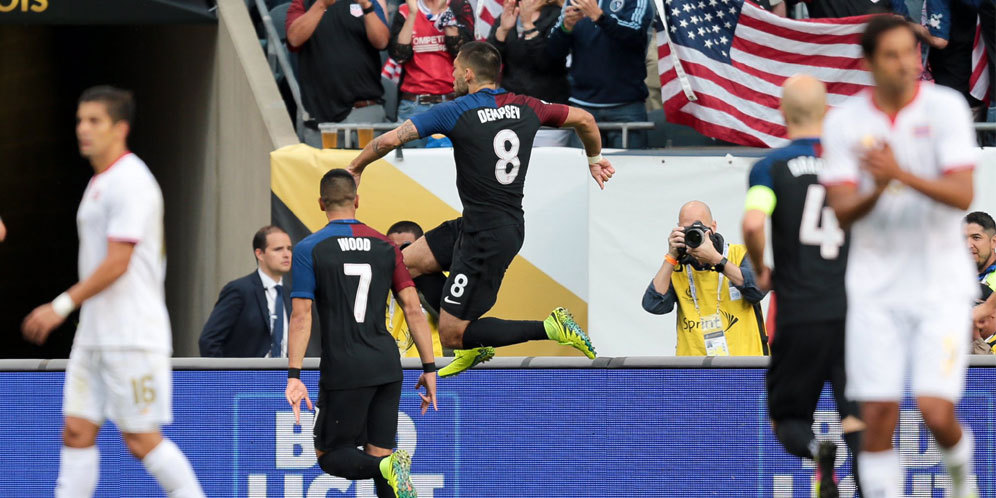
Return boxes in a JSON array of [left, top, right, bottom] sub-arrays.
[[973, 284, 996, 354], [757, 0, 786, 16], [385, 221, 445, 358], [286, 0, 390, 148], [199, 226, 293, 358], [548, 0, 655, 148], [388, 0, 474, 147], [642, 201, 769, 356], [792, 0, 910, 18], [488, 0, 572, 145], [922, 0, 991, 120], [965, 211, 996, 291]]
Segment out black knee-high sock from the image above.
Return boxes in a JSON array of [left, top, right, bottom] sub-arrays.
[[413, 273, 446, 314], [844, 430, 864, 495], [462, 318, 547, 349], [373, 475, 394, 498], [318, 448, 383, 480], [775, 418, 817, 459]]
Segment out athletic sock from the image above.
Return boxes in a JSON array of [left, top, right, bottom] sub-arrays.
[[774, 418, 816, 459], [857, 449, 901, 498], [55, 446, 99, 498], [941, 426, 975, 498], [413, 273, 446, 314], [843, 430, 864, 496], [319, 448, 383, 480], [142, 438, 206, 498], [462, 318, 547, 348]]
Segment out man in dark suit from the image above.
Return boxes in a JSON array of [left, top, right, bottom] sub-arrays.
[[200, 226, 295, 357]]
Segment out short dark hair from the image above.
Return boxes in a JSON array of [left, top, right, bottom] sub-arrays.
[[79, 85, 135, 124], [252, 225, 287, 253], [387, 221, 424, 239], [966, 211, 996, 234], [320, 169, 357, 209], [458, 41, 502, 84], [860, 15, 916, 59]]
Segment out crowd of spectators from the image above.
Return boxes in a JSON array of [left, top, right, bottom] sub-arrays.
[[267, 0, 996, 149]]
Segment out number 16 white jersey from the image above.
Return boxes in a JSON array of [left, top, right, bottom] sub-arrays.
[[819, 83, 978, 306], [75, 152, 172, 353]]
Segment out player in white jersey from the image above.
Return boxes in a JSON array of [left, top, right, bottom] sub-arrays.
[[21, 86, 205, 498], [819, 17, 978, 498]]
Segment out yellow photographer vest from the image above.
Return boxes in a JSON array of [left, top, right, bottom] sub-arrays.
[[669, 244, 767, 356]]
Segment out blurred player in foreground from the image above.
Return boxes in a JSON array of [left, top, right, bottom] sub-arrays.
[[284, 169, 438, 498], [820, 16, 978, 498], [348, 41, 609, 377], [743, 75, 863, 498], [21, 86, 205, 497]]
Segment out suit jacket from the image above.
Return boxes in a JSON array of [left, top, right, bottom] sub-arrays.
[[199, 271, 320, 357]]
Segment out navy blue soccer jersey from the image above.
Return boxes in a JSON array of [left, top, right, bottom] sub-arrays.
[[410, 88, 570, 232], [747, 137, 849, 326], [291, 219, 415, 390]]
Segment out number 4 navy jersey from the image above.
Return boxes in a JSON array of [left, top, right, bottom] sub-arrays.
[[291, 219, 415, 390], [747, 137, 849, 326], [410, 88, 570, 232]]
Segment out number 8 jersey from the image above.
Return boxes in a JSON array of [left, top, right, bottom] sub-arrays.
[[409, 88, 570, 232], [747, 137, 849, 326]]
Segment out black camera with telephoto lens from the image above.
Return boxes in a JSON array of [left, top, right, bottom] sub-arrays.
[[676, 221, 722, 267]]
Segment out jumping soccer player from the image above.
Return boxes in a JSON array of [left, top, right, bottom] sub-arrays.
[[284, 169, 438, 498], [821, 16, 978, 498], [348, 41, 611, 377], [743, 75, 864, 498], [21, 86, 205, 497]]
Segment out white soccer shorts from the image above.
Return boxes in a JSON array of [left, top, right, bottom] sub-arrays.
[[845, 300, 970, 402], [63, 348, 173, 433]]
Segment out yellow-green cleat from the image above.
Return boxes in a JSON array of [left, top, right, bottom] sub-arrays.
[[544, 307, 596, 359], [438, 347, 495, 378], [380, 449, 417, 498]]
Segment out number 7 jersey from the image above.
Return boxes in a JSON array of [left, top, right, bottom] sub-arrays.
[[291, 219, 415, 390], [410, 88, 570, 232], [747, 137, 849, 326]]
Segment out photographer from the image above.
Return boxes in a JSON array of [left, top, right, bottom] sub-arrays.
[[642, 201, 769, 356]]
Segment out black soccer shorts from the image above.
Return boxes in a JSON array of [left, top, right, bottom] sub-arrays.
[[313, 381, 403, 452], [766, 319, 860, 423], [424, 218, 524, 321]]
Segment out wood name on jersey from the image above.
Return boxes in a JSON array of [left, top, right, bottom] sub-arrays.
[[477, 105, 521, 124], [337, 238, 372, 252], [787, 156, 824, 177]]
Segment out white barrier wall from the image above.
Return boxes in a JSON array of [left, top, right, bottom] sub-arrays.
[[385, 147, 996, 356]]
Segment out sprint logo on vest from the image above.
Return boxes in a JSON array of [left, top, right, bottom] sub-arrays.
[[236, 390, 458, 497]]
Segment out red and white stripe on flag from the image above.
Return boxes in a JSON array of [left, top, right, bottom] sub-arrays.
[[475, 0, 505, 40], [381, 57, 403, 83], [970, 20, 989, 103], [656, 0, 875, 147]]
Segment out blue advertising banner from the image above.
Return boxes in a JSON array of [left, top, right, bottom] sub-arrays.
[[1, 368, 993, 497]]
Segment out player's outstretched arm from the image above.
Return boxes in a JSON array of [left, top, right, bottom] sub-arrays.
[[561, 107, 615, 189], [347, 120, 421, 184], [285, 298, 314, 425], [397, 286, 438, 415], [22, 240, 135, 345]]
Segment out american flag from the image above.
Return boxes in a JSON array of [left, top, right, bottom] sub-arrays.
[[656, 0, 988, 147], [970, 20, 989, 102]]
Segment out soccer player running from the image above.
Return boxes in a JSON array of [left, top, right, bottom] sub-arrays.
[[21, 86, 205, 497], [284, 169, 438, 498], [743, 75, 864, 498], [820, 16, 978, 498], [348, 41, 612, 377]]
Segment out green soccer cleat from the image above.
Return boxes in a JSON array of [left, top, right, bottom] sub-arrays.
[[544, 307, 596, 359], [438, 347, 495, 378], [380, 450, 417, 498]]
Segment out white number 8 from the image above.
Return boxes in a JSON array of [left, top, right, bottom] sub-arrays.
[[450, 273, 469, 297], [493, 129, 521, 184]]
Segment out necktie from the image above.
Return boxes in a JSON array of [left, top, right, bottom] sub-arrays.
[[271, 285, 285, 357]]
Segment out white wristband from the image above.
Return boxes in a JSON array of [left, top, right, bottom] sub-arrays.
[[52, 292, 76, 319], [587, 154, 604, 165]]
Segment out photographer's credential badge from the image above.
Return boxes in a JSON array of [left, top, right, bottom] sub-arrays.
[[701, 315, 730, 356]]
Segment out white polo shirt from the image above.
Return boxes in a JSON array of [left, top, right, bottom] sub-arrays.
[[819, 83, 978, 305], [74, 152, 172, 353]]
